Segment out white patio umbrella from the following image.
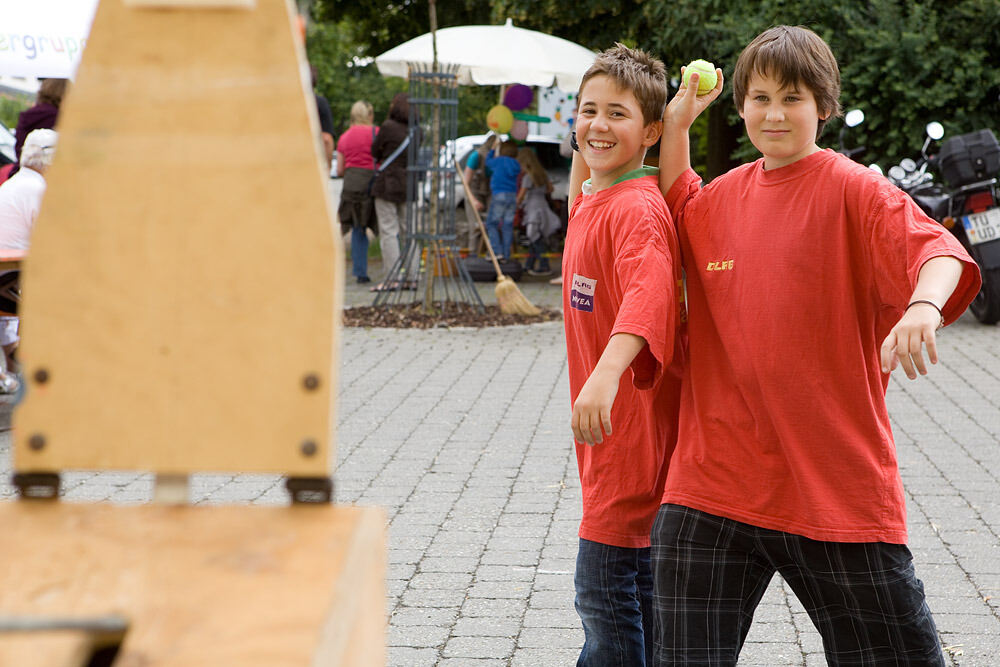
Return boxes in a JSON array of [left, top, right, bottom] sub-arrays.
[[0, 0, 99, 78], [375, 18, 596, 92]]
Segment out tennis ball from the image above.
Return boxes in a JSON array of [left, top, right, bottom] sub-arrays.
[[682, 59, 718, 95]]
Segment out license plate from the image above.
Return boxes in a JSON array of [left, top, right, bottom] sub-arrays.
[[962, 206, 1000, 245]]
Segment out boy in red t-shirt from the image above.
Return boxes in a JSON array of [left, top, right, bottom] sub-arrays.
[[651, 26, 981, 665], [562, 44, 685, 666]]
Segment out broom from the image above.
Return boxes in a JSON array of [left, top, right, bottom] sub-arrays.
[[455, 156, 540, 316]]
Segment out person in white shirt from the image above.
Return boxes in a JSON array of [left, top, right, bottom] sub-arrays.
[[0, 128, 58, 392], [0, 128, 57, 250]]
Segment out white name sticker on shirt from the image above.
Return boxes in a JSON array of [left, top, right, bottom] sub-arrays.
[[570, 274, 597, 313]]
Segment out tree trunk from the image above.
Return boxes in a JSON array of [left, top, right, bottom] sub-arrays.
[[706, 106, 741, 182]]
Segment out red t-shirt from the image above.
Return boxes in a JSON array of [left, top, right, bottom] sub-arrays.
[[338, 124, 377, 170], [663, 149, 980, 543], [563, 169, 685, 548]]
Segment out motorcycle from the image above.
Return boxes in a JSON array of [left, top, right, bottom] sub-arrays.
[[837, 108, 867, 162], [886, 122, 1000, 324]]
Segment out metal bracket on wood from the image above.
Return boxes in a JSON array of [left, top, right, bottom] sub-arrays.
[[285, 476, 333, 504], [12, 472, 61, 500]]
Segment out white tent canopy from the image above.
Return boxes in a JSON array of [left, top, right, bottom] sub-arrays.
[[0, 0, 99, 78], [375, 19, 596, 92]]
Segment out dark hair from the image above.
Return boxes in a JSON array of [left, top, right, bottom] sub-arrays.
[[37, 78, 69, 107], [388, 93, 409, 123], [578, 43, 667, 125], [733, 25, 842, 138], [499, 140, 518, 158]]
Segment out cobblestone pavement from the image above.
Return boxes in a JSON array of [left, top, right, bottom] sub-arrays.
[[2, 265, 999, 665], [335, 313, 1000, 667]]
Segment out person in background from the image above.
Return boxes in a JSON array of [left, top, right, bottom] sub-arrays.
[[484, 140, 521, 261], [9, 78, 68, 180], [336, 100, 378, 284], [0, 129, 57, 250], [0, 128, 59, 393], [310, 66, 335, 173], [516, 147, 560, 276], [460, 134, 497, 255], [370, 92, 415, 290]]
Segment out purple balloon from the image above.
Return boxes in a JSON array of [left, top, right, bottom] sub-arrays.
[[503, 84, 534, 111]]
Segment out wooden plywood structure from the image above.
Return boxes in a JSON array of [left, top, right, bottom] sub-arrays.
[[14, 0, 342, 475], [0, 504, 386, 666], [1, 3, 386, 665]]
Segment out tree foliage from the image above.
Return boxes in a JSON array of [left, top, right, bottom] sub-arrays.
[[641, 0, 1000, 175], [306, 3, 500, 137], [312, 0, 492, 57], [308, 0, 1000, 176], [306, 20, 406, 137], [0, 96, 29, 130]]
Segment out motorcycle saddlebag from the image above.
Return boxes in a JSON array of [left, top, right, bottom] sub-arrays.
[[462, 256, 523, 282], [937, 129, 1000, 187]]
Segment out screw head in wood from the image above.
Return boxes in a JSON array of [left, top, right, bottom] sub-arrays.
[[34, 368, 49, 384], [28, 434, 46, 451], [303, 374, 320, 391], [300, 440, 318, 457]]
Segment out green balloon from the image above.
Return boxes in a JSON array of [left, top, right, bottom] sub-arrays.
[[512, 112, 551, 123]]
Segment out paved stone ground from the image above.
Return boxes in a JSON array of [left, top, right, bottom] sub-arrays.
[[1, 179, 997, 663], [2, 304, 998, 665]]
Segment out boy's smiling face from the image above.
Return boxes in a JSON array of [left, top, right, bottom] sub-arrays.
[[740, 71, 829, 170], [576, 74, 661, 190]]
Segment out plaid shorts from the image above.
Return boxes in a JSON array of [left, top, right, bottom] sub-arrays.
[[650, 504, 945, 667]]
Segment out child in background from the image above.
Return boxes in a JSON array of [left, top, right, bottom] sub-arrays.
[[516, 147, 560, 276], [651, 25, 981, 665], [484, 140, 521, 260], [563, 44, 685, 666], [460, 134, 497, 254]]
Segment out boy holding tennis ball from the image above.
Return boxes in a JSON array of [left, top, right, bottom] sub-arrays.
[[650, 25, 980, 665], [563, 43, 685, 666]]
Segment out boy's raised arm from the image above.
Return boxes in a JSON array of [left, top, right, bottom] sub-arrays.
[[657, 68, 724, 197], [569, 150, 590, 206]]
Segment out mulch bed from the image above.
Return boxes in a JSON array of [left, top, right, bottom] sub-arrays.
[[343, 303, 562, 329]]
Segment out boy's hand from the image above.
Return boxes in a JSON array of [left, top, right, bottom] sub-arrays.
[[664, 67, 724, 133], [880, 303, 942, 379], [571, 368, 619, 445]]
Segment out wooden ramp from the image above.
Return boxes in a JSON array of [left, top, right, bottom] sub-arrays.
[[0, 504, 385, 666], [2, 0, 383, 664]]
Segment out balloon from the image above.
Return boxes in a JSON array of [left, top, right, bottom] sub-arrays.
[[512, 112, 550, 123], [510, 119, 529, 141], [503, 84, 534, 111], [486, 104, 513, 134]]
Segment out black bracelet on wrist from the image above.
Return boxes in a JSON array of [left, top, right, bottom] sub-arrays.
[[907, 300, 944, 328]]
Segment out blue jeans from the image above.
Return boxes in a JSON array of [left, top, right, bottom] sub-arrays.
[[351, 226, 369, 279], [575, 538, 654, 667], [485, 191, 516, 259], [527, 236, 550, 272]]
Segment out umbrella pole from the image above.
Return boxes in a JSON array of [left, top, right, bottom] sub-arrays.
[[423, 0, 440, 313], [430, 0, 438, 68]]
